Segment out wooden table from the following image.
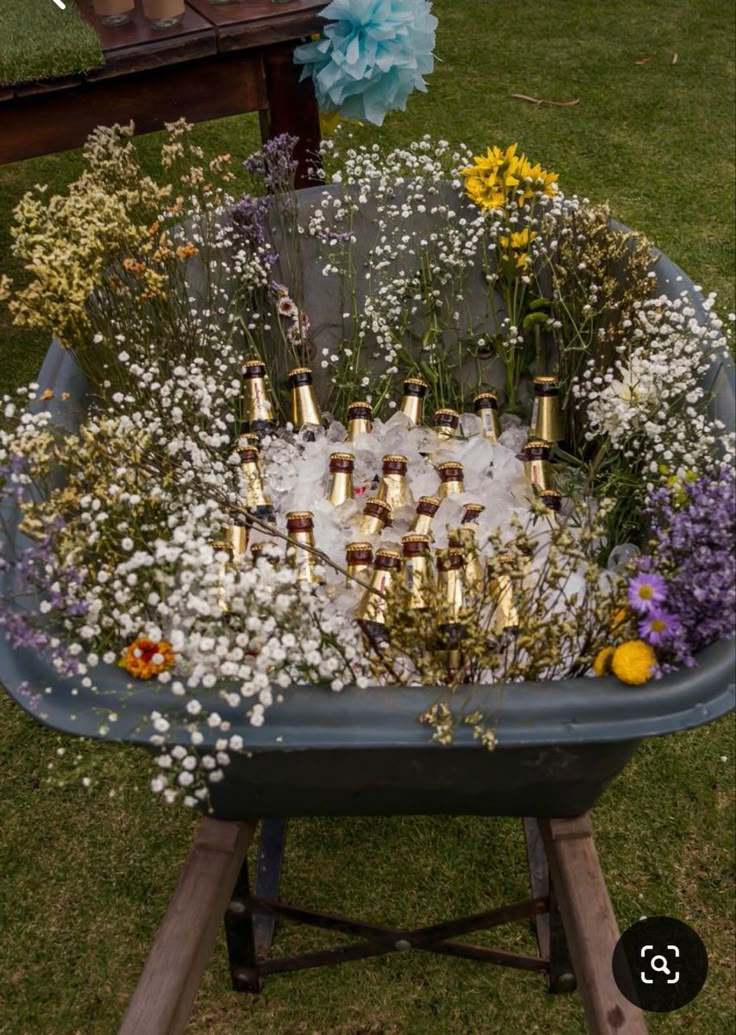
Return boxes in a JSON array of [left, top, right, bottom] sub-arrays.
[[0, 0, 325, 184]]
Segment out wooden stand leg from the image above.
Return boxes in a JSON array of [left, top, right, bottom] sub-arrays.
[[259, 43, 323, 188], [523, 818, 576, 993], [119, 817, 256, 1035], [253, 818, 288, 959], [225, 856, 262, 993], [538, 815, 648, 1035]]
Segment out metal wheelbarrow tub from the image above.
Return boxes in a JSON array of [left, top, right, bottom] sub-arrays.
[[0, 222, 733, 820]]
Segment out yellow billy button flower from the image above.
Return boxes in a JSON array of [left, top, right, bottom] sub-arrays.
[[610, 640, 657, 686], [120, 638, 175, 680], [593, 646, 615, 676], [462, 144, 558, 211]]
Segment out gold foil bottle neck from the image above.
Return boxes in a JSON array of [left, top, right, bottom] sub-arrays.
[[289, 367, 322, 429], [355, 550, 401, 625], [399, 377, 428, 425], [539, 488, 562, 512], [436, 547, 467, 622], [377, 455, 412, 510], [437, 461, 465, 499], [531, 376, 564, 443], [434, 408, 460, 440], [328, 471, 354, 507], [358, 497, 392, 536], [327, 452, 355, 507], [473, 390, 501, 442], [242, 359, 275, 434], [522, 443, 553, 492], [410, 495, 441, 536], [251, 541, 280, 565], [401, 534, 434, 610], [285, 515, 322, 585], [447, 525, 483, 595], [226, 524, 250, 561], [346, 401, 373, 442], [345, 542, 373, 586], [241, 457, 273, 510], [462, 503, 485, 524]]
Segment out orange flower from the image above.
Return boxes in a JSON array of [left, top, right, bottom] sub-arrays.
[[176, 243, 199, 261], [120, 638, 175, 680]]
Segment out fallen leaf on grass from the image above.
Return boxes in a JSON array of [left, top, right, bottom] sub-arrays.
[[634, 50, 679, 66], [511, 93, 580, 107]]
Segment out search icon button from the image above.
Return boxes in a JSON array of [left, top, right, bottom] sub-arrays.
[[649, 955, 671, 976]]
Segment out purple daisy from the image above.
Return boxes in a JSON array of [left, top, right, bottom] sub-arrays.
[[639, 608, 681, 647], [628, 571, 667, 613]]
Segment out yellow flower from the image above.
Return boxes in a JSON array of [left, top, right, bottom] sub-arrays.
[[593, 646, 615, 676], [498, 228, 538, 271], [120, 638, 175, 680], [462, 144, 557, 211], [611, 640, 657, 686]]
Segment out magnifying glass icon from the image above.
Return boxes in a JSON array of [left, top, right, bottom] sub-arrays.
[[650, 955, 671, 976]]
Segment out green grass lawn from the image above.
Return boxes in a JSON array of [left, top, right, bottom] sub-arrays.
[[0, 0, 734, 1032]]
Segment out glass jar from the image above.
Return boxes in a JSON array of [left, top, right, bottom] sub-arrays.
[[93, 0, 134, 26], [142, 0, 185, 29]]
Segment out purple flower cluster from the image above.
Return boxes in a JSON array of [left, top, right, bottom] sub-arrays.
[[630, 465, 736, 667], [243, 134, 299, 193], [0, 478, 84, 678]]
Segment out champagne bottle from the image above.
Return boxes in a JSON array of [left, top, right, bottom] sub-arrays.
[[327, 452, 355, 506], [401, 534, 435, 611], [239, 444, 275, 523], [437, 461, 465, 498], [434, 408, 460, 440], [241, 358, 276, 439], [410, 495, 441, 536], [473, 390, 502, 442], [520, 441, 553, 492], [358, 497, 392, 536], [286, 511, 322, 585], [345, 542, 373, 586], [487, 554, 521, 637], [399, 377, 428, 425], [251, 541, 280, 565], [531, 376, 564, 443], [356, 547, 402, 648], [377, 454, 413, 510], [461, 502, 485, 525], [345, 401, 373, 441], [447, 525, 483, 597], [539, 488, 562, 514], [288, 367, 322, 433], [435, 547, 467, 679]]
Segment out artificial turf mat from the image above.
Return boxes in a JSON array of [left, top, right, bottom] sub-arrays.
[[0, 0, 103, 88]]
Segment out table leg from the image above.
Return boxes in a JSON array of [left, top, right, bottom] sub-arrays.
[[259, 42, 323, 188]]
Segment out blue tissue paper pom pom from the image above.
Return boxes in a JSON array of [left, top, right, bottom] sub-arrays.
[[294, 0, 437, 127]]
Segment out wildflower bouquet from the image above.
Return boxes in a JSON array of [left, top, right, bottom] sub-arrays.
[[0, 122, 733, 807]]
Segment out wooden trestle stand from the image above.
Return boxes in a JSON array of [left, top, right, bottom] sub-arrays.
[[119, 814, 648, 1035]]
